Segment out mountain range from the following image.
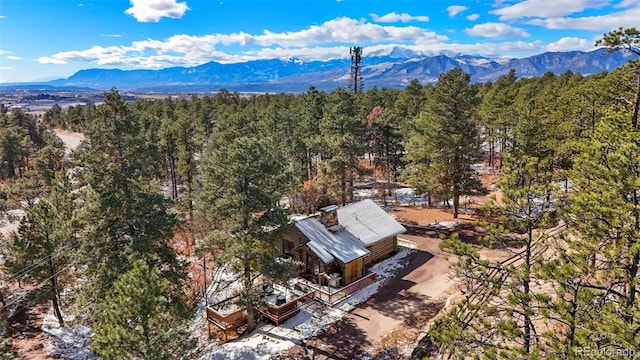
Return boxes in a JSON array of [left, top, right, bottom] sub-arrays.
[[11, 47, 640, 92]]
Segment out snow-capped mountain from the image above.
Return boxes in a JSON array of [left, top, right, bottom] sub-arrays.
[[40, 47, 635, 92]]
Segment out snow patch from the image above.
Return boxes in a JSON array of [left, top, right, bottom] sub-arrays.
[[427, 221, 460, 230], [193, 247, 415, 360], [42, 310, 96, 360]]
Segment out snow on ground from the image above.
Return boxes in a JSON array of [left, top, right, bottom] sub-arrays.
[[427, 221, 460, 230], [354, 187, 429, 207], [33, 248, 414, 360], [54, 130, 85, 152], [0, 209, 25, 236], [42, 310, 96, 360], [194, 247, 415, 360]]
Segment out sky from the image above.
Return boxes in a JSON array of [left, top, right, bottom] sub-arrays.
[[0, 0, 638, 83]]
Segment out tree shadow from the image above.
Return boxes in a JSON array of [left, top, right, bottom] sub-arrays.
[[404, 223, 524, 249], [303, 316, 370, 360], [7, 305, 41, 338], [361, 249, 439, 322]]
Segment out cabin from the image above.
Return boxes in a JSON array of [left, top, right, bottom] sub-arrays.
[[280, 199, 406, 286]]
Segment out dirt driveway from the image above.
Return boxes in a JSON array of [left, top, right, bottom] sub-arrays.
[[281, 229, 457, 359], [283, 176, 507, 359]]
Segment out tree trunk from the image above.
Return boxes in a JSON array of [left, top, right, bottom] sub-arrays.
[[306, 149, 312, 181], [340, 169, 347, 206], [523, 225, 533, 354], [566, 286, 578, 359], [48, 258, 64, 327], [170, 155, 178, 200], [452, 188, 459, 218], [244, 259, 255, 331], [631, 72, 640, 129], [623, 180, 640, 323], [488, 132, 494, 169]]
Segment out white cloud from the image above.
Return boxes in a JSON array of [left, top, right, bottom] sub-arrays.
[[0, 66, 15, 70], [467, 13, 480, 21], [6, 55, 22, 60], [36, 15, 588, 69], [0, 50, 9, 55], [447, 5, 468, 17], [0, 15, 6, 19], [370, 12, 429, 23], [546, 37, 592, 51], [615, 0, 640, 7], [37, 57, 68, 65], [125, 0, 189, 22], [527, 5, 640, 30], [465, 22, 530, 38], [38, 17, 449, 68], [492, 0, 608, 20], [101, 34, 122, 38]]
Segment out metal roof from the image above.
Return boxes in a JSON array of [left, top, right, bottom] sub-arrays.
[[337, 199, 407, 246], [295, 217, 370, 264]]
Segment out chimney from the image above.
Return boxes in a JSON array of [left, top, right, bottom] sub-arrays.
[[319, 204, 339, 228]]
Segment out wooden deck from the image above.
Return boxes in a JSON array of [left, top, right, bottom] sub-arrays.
[[206, 301, 247, 342], [298, 272, 377, 306], [260, 290, 316, 325], [205, 272, 378, 343]]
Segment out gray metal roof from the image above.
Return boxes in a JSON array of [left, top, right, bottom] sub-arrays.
[[337, 199, 407, 246], [295, 218, 370, 264]]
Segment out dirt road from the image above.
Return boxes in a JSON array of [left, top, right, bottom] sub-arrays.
[[283, 229, 474, 359]]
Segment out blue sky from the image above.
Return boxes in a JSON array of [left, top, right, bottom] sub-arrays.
[[0, 0, 638, 83]]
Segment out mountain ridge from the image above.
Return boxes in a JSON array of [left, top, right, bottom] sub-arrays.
[[6, 47, 638, 92]]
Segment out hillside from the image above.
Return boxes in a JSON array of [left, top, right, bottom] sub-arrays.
[[38, 47, 635, 92]]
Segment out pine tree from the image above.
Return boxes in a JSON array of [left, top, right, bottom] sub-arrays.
[[175, 108, 199, 221], [90, 259, 193, 359], [3, 172, 75, 326], [76, 89, 183, 302], [596, 27, 640, 127], [297, 86, 325, 181], [559, 113, 640, 351], [197, 118, 295, 330], [394, 79, 425, 123], [432, 153, 558, 359], [367, 107, 404, 199], [479, 69, 517, 168], [318, 88, 367, 205], [403, 68, 483, 217]]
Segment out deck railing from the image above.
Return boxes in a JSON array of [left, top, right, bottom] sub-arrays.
[[206, 294, 247, 342], [299, 272, 377, 306], [260, 290, 316, 325]]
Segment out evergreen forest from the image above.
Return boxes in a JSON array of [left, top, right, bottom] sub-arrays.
[[0, 28, 638, 359]]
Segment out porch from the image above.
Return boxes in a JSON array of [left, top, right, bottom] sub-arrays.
[[206, 295, 247, 343], [259, 284, 316, 325], [296, 272, 377, 307]]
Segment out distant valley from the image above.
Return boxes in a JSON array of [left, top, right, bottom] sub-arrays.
[[1, 47, 637, 93]]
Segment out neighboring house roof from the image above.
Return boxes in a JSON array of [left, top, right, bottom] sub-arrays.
[[337, 199, 407, 246], [295, 217, 370, 264]]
